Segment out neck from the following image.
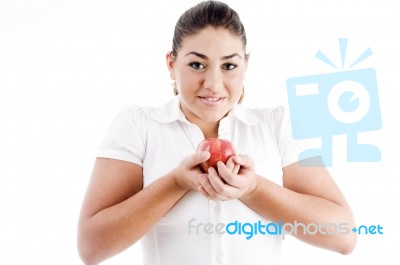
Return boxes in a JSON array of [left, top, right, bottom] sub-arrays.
[[179, 102, 219, 139], [186, 114, 219, 138], [198, 121, 219, 139]]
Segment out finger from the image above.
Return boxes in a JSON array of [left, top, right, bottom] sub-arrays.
[[225, 157, 241, 175], [226, 156, 235, 172], [208, 166, 236, 194], [198, 185, 230, 201], [186, 151, 210, 168], [198, 186, 214, 200], [197, 171, 231, 201], [226, 156, 240, 174], [209, 166, 225, 186], [199, 183, 232, 201], [197, 174, 217, 199], [199, 182, 231, 201], [233, 163, 240, 175], [233, 154, 253, 169], [216, 161, 235, 186]]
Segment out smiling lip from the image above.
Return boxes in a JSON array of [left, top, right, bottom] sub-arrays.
[[198, 96, 225, 106]]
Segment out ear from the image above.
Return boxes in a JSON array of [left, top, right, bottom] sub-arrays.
[[166, 51, 176, 80], [244, 53, 250, 71], [243, 53, 249, 80]]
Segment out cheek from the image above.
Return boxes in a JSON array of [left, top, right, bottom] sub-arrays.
[[226, 74, 245, 92], [179, 79, 198, 97], [176, 69, 199, 88]]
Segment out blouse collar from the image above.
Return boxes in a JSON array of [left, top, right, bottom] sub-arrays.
[[150, 95, 259, 126]]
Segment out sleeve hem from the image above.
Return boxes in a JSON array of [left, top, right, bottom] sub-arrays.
[[96, 149, 143, 166]]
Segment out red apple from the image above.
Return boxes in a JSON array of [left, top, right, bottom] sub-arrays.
[[197, 138, 236, 172]]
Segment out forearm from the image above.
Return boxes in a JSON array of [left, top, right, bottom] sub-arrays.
[[241, 176, 356, 254], [78, 171, 187, 264]]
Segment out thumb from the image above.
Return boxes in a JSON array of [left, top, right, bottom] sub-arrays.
[[187, 151, 210, 168], [233, 154, 253, 169]]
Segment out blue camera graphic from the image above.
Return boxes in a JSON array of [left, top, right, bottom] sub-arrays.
[[286, 39, 382, 166]]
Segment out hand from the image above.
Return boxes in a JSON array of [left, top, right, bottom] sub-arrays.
[[197, 155, 259, 201], [172, 151, 211, 191]]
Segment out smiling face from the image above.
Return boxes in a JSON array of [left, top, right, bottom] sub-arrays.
[[167, 27, 247, 131]]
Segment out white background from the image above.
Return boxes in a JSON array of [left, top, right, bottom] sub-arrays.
[[1, 0, 399, 264]]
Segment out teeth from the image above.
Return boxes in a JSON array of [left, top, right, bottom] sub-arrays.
[[203, 97, 220, 102]]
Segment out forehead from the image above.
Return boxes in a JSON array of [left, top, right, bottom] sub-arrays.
[[178, 27, 244, 57]]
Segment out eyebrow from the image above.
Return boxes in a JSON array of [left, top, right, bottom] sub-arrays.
[[184, 51, 242, 60]]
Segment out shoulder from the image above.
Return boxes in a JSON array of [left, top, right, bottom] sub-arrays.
[[118, 104, 151, 118], [112, 105, 151, 127], [110, 96, 180, 129]]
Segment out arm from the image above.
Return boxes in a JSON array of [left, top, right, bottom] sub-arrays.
[[241, 158, 356, 254], [77, 152, 210, 265], [198, 156, 356, 254]]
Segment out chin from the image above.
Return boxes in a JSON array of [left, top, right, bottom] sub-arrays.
[[199, 112, 226, 122]]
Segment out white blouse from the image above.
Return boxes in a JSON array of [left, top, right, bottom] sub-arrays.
[[97, 96, 304, 265]]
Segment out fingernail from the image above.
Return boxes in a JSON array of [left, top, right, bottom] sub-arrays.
[[201, 151, 209, 159]]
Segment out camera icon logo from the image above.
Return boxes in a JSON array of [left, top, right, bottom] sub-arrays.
[[286, 38, 382, 166]]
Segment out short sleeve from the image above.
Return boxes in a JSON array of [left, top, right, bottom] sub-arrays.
[[270, 106, 306, 167], [96, 105, 148, 166]]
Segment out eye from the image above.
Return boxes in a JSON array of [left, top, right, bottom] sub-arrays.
[[189, 62, 206, 69], [222, 63, 237, 70]]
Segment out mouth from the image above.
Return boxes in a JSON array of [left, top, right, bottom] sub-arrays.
[[198, 96, 225, 106]]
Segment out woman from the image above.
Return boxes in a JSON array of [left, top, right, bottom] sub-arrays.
[[77, 1, 356, 264]]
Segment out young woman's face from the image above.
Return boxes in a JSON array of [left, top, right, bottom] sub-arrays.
[[167, 27, 247, 125]]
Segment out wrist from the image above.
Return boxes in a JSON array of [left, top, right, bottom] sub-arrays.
[[170, 168, 190, 192], [242, 174, 261, 200]]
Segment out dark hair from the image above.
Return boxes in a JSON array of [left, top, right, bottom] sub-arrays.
[[171, 0, 247, 56]]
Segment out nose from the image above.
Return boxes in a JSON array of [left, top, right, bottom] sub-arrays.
[[203, 67, 223, 93]]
